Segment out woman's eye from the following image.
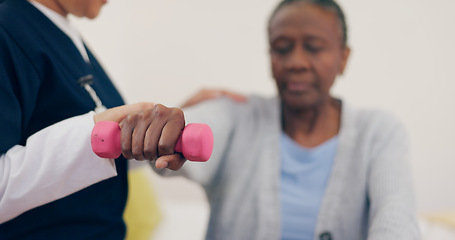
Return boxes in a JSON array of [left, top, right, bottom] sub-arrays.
[[272, 42, 293, 55], [274, 46, 292, 55], [305, 44, 323, 53]]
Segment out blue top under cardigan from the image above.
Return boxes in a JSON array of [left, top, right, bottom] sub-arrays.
[[280, 133, 338, 240]]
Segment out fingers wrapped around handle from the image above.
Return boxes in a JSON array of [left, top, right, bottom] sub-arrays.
[[91, 105, 213, 164]]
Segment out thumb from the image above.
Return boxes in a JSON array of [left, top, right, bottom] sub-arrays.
[[94, 102, 155, 123]]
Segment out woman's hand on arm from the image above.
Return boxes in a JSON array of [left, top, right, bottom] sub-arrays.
[[180, 88, 246, 108]]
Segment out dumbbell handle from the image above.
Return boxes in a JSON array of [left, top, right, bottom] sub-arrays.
[[91, 121, 213, 162]]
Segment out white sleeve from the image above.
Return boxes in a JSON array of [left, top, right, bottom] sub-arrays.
[[0, 111, 117, 223]]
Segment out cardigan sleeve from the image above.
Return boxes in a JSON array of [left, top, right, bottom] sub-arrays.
[[366, 115, 422, 240]]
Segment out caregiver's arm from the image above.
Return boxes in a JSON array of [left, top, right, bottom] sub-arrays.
[[0, 103, 154, 223]]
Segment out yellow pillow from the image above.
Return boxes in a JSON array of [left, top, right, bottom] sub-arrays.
[[424, 211, 455, 229], [124, 166, 162, 240]]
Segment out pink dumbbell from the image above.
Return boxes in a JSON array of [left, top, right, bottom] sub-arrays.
[[91, 121, 213, 162]]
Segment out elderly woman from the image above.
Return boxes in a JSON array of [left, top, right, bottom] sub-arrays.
[[118, 0, 422, 239]]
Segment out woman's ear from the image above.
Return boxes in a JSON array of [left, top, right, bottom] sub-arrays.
[[338, 46, 351, 75]]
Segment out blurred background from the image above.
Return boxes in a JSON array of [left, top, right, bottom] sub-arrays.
[[72, 0, 455, 239]]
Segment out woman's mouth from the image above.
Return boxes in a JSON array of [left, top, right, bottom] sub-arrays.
[[286, 81, 313, 92]]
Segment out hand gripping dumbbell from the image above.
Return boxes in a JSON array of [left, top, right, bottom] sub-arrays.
[[91, 121, 214, 162]]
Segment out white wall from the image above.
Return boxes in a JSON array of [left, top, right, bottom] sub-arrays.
[[73, 0, 455, 238]]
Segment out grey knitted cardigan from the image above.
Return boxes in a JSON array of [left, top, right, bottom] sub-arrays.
[[155, 96, 421, 240]]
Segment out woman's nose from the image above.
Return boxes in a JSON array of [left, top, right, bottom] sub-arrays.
[[285, 46, 311, 72]]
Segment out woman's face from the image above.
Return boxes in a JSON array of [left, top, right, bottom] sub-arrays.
[[61, 0, 107, 18], [269, 2, 350, 110], [37, 0, 107, 19]]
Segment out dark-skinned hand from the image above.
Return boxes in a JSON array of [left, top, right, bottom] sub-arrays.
[[119, 104, 186, 171]]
